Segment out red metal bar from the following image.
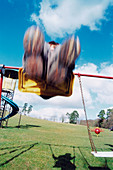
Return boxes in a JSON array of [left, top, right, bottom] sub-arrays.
[[2, 66, 113, 79], [4, 66, 21, 70], [0, 73, 3, 106], [74, 73, 113, 80]]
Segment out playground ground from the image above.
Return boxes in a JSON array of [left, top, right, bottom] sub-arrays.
[[0, 114, 113, 169]]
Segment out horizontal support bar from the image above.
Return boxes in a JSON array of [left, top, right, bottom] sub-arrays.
[[0, 66, 113, 80], [74, 73, 113, 80], [4, 66, 21, 70]]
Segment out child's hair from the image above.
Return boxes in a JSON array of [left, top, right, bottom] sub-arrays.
[[48, 41, 59, 45]]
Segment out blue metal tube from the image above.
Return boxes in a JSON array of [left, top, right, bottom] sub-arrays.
[[0, 95, 19, 121]]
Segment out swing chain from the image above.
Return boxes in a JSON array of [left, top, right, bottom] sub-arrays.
[[78, 75, 97, 152]]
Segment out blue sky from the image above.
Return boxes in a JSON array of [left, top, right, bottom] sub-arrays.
[[0, 0, 113, 121]]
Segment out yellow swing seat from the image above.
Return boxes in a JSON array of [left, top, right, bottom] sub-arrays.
[[18, 68, 74, 99]]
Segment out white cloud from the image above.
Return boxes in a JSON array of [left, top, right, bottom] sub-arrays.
[[75, 63, 113, 106], [30, 0, 113, 38], [13, 63, 113, 121]]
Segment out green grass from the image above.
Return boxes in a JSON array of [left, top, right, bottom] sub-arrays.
[[0, 114, 113, 169]]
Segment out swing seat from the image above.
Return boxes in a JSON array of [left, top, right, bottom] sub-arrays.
[[91, 151, 113, 157], [18, 68, 74, 99]]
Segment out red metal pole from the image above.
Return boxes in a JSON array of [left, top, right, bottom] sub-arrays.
[[3, 66, 113, 80], [4, 66, 20, 70], [0, 72, 3, 107], [74, 73, 113, 80]]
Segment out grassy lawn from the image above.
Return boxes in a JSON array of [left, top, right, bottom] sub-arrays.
[[0, 114, 113, 169]]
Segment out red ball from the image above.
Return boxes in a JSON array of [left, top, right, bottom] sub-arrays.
[[95, 128, 100, 134]]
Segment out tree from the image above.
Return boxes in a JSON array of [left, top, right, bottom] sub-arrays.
[[97, 110, 105, 127], [98, 110, 105, 119], [106, 109, 113, 122], [18, 103, 28, 128], [27, 105, 33, 114], [66, 110, 79, 124], [96, 108, 113, 129], [103, 108, 113, 129], [18, 103, 33, 128], [61, 114, 65, 123], [22, 103, 28, 115]]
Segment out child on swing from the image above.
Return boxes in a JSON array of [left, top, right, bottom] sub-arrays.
[[22, 26, 80, 99], [23, 26, 80, 85]]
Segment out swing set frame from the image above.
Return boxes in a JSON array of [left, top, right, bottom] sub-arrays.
[[0, 65, 113, 157], [74, 72, 113, 158]]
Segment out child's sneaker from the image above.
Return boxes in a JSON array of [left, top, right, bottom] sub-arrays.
[[59, 36, 81, 68], [23, 26, 45, 79], [23, 26, 44, 55]]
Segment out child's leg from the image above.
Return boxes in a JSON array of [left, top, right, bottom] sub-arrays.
[[58, 36, 80, 69], [23, 26, 45, 80], [23, 26, 44, 56], [46, 37, 80, 85], [47, 45, 68, 85]]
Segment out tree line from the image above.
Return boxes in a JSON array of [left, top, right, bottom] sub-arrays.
[[95, 108, 113, 129], [17, 104, 113, 129], [66, 108, 113, 129]]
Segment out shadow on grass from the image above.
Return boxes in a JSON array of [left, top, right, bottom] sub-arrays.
[[0, 142, 112, 169], [91, 134, 103, 138], [105, 144, 113, 151], [49, 144, 76, 169], [0, 142, 38, 167], [0, 142, 76, 169], [2, 124, 41, 129], [39, 143, 111, 169], [78, 147, 110, 170], [0, 143, 39, 153]]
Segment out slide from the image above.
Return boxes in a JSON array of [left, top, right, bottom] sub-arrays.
[[0, 95, 19, 121]]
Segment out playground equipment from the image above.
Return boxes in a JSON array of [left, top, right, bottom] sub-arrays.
[[0, 65, 19, 124], [0, 94, 19, 121], [75, 73, 113, 157], [91, 127, 104, 137], [94, 128, 100, 136], [0, 64, 113, 157]]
